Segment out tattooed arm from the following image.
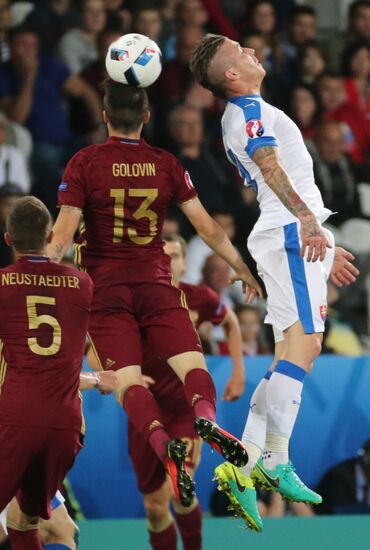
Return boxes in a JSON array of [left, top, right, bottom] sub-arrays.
[[47, 206, 82, 263], [252, 146, 331, 262]]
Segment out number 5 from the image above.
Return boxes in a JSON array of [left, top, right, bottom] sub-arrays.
[[27, 296, 62, 356]]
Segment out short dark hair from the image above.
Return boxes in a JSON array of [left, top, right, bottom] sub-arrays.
[[189, 33, 227, 98], [7, 196, 52, 252], [341, 40, 370, 76], [291, 5, 317, 20], [102, 78, 149, 133], [163, 233, 187, 257], [349, 0, 370, 19]]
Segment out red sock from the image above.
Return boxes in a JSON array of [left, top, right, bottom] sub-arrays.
[[149, 522, 177, 550], [184, 369, 216, 422], [123, 385, 170, 463], [149, 428, 171, 464], [8, 528, 42, 550], [174, 504, 202, 550]]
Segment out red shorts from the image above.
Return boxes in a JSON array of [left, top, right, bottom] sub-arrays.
[[0, 425, 82, 519], [128, 405, 201, 495], [88, 282, 202, 370]]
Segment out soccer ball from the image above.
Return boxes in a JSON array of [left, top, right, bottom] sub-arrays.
[[105, 33, 162, 88]]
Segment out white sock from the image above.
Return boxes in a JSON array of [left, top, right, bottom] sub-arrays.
[[264, 362, 305, 469], [240, 375, 269, 477]]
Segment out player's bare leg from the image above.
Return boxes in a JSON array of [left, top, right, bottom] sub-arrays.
[[168, 352, 248, 467], [115, 365, 195, 507], [143, 445, 202, 550], [7, 500, 42, 550], [144, 479, 177, 550], [39, 503, 78, 550]]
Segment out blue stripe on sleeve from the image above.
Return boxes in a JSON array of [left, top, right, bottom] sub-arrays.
[[246, 136, 278, 158], [283, 222, 315, 334]]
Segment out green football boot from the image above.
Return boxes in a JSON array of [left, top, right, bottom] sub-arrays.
[[214, 462, 263, 532], [252, 458, 322, 505]]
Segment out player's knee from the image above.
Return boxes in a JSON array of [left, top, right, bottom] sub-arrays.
[[144, 498, 169, 527]]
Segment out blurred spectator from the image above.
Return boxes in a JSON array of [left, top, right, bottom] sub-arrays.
[[200, 0, 238, 40], [2, 110, 33, 162], [279, 5, 318, 86], [185, 210, 237, 284], [24, 0, 76, 53], [325, 0, 370, 72], [0, 111, 30, 192], [318, 73, 370, 166], [341, 41, 370, 120], [162, 212, 181, 236], [288, 83, 321, 140], [156, 25, 204, 104], [79, 28, 120, 94], [323, 281, 364, 355], [0, 27, 103, 214], [286, 5, 317, 49], [309, 120, 364, 226], [236, 304, 270, 356], [58, 0, 107, 74], [70, 28, 120, 135], [0, 183, 24, 268], [163, 0, 208, 61], [296, 41, 326, 85], [169, 104, 241, 212], [0, 0, 11, 63], [316, 439, 370, 514], [131, 1, 162, 44], [105, 0, 131, 32], [244, 0, 276, 38]]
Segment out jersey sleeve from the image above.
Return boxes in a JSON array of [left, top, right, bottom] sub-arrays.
[[233, 98, 278, 159], [200, 285, 227, 325], [58, 151, 87, 209], [170, 156, 198, 204]]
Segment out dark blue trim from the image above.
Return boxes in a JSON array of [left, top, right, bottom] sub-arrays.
[[264, 370, 272, 380], [24, 255, 49, 262], [284, 222, 315, 334], [124, 67, 139, 86], [119, 138, 140, 144], [275, 360, 306, 382], [246, 136, 278, 158], [226, 148, 258, 192]]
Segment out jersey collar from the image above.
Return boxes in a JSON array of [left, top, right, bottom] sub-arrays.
[[227, 94, 261, 104], [18, 255, 50, 263], [108, 136, 141, 145]]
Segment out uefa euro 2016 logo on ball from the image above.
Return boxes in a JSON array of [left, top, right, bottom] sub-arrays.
[[105, 33, 162, 88]]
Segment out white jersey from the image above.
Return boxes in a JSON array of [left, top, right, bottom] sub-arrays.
[[222, 95, 332, 232]]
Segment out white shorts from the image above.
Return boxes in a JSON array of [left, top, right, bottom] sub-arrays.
[[248, 222, 335, 335]]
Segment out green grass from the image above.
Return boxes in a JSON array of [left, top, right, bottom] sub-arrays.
[[78, 516, 370, 550]]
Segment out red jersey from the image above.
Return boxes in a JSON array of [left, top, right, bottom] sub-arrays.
[[58, 137, 197, 284], [0, 257, 93, 432], [142, 282, 227, 410]]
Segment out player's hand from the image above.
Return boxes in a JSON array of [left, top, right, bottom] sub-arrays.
[[96, 370, 118, 394], [300, 215, 332, 262], [330, 247, 359, 287], [230, 270, 263, 304], [142, 375, 155, 389], [222, 372, 245, 402]]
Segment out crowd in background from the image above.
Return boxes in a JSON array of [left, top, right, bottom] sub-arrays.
[[0, 0, 369, 355]]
